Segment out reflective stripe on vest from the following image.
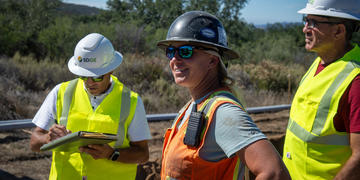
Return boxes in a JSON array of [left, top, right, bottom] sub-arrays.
[[287, 118, 348, 145], [115, 86, 130, 147], [59, 79, 78, 126], [169, 90, 245, 130]]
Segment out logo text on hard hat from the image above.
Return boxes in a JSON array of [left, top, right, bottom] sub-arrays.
[[308, 0, 314, 4], [218, 27, 227, 46], [200, 28, 216, 39], [77, 56, 96, 62]]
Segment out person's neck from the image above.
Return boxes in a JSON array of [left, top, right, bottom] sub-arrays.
[[189, 73, 221, 100], [318, 42, 353, 65]]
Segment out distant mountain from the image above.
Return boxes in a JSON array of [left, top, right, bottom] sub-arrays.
[[57, 2, 102, 16], [254, 22, 302, 29], [254, 24, 268, 29]]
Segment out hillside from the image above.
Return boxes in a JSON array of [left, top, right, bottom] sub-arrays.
[[57, 2, 102, 16]]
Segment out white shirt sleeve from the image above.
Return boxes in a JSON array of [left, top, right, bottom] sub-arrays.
[[32, 84, 61, 131], [127, 96, 152, 141]]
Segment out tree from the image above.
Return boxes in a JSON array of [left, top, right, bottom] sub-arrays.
[[0, 0, 61, 58]]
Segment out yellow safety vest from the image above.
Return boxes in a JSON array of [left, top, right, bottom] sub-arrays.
[[283, 45, 360, 180], [49, 75, 138, 180]]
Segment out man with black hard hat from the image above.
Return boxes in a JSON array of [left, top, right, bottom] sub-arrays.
[[158, 11, 290, 180]]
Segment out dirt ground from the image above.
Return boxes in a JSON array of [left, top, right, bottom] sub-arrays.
[[0, 110, 289, 180]]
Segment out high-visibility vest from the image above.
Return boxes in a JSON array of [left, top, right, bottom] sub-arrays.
[[161, 90, 246, 180], [49, 75, 138, 180], [283, 45, 360, 180]]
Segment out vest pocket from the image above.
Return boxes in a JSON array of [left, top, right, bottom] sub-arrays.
[[86, 114, 118, 134], [292, 96, 319, 131], [306, 143, 350, 180]]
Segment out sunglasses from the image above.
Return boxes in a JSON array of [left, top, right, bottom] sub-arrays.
[[165, 45, 216, 60], [303, 16, 342, 29], [80, 75, 105, 82]]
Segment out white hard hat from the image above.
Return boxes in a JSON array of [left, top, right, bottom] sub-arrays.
[[68, 33, 123, 77], [298, 0, 360, 21]]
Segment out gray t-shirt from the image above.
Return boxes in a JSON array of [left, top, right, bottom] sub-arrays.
[[180, 101, 266, 162]]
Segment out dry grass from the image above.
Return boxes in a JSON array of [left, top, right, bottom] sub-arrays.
[[0, 54, 306, 119]]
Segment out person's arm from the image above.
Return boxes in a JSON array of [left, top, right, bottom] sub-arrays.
[[213, 102, 290, 180], [79, 140, 149, 163], [333, 133, 360, 180], [30, 84, 63, 152], [30, 127, 50, 152], [236, 139, 291, 180], [30, 124, 70, 152]]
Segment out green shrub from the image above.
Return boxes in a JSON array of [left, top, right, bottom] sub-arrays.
[[11, 52, 74, 91], [0, 56, 52, 119], [241, 60, 306, 93]]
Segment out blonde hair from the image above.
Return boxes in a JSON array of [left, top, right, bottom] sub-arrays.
[[205, 50, 247, 108], [218, 60, 247, 108]]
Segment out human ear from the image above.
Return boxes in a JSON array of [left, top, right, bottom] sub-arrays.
[[209, 56, 220, 69], [334, 24, 346, 40]]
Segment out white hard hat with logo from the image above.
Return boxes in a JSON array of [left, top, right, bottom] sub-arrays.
[[68, 33, 123, 77], [298, 0, 360, 21]]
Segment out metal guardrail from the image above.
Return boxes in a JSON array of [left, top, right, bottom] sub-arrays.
[[0, 104, 291, 131], [0, 119, 34, 131]]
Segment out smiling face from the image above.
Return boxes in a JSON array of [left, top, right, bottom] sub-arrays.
[[167, 42, 219, 90], [302, 15, 339, 53], [83, 72, 112, 96]]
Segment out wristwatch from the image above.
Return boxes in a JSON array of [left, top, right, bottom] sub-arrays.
[[109, 149, 120, 161]]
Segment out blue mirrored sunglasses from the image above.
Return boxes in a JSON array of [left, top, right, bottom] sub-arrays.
[[166, 45, 194, 60], [165, 45, 218, 60]]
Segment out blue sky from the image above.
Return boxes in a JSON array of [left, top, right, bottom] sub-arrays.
[[63, 0, 308, 25]]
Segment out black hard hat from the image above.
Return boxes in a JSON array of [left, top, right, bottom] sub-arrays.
[[157, 11, 239, 60]]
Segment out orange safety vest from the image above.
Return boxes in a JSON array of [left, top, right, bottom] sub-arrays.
[[161, 90, 244, 180]]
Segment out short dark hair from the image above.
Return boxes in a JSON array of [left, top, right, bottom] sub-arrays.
[[341, 19, 359, 40], [323, 16, 359, 40]]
